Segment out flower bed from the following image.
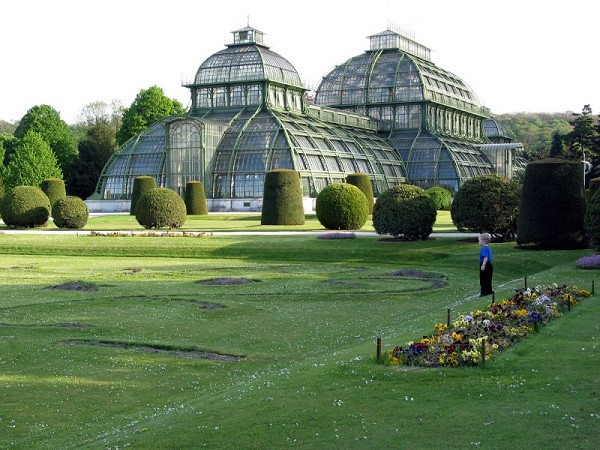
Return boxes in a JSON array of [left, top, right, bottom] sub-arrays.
[[387, 284, 591, 367]]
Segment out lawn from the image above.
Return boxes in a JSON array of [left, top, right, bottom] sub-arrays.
[[0, 221, 598, 448]]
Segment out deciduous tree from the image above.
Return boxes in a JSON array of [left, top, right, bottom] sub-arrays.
[[116, 86, 186, 145], [3, 131, 62, 189]]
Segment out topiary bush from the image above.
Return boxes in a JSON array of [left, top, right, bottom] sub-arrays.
[[587, 176, 600, 204], [52, 196, 89, 229], [517, 158, 587, 249], [184, 181, 208, 215], [130, 176, 157, 215], [40, 177, 66, 209], [346, 173, 374, 215], [261, 169, 305, 225], [315, 183, 368, 230], [426, 186, 452, 211], [451, 175, 521, 241], [135, 188, 187, 229], [0, 185, 51, 228], [373, 184, 436, 240]]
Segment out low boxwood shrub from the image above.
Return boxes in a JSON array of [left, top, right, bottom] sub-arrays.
[[315, 183, 368, 230], [373, 184, 436, 240], [426, 186, 452, 211], [52, 196, 89, 229], [346, 173, 374, 215], [40, 177, 66, 209], [0, 185, 51, 228], [261, 169, 305, 225], [135, 188, 187, 229], [184, 181, 208, 215], [130, 176, 157, 215]]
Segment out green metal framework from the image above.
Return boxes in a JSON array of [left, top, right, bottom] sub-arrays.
[[315, 28, 496, 191]]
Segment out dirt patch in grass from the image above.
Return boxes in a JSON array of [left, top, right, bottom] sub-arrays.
[[387, 269, 446, 279], [192, 301, 226, 310], [46, 281, 98, 292], [199, 278, 260, 286], [63, 340, 242, 361]]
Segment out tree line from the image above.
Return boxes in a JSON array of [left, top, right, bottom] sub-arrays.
[[0, 86, 185, 199]]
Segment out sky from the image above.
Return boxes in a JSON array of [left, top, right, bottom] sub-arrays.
[[1, 0, 596, 124]]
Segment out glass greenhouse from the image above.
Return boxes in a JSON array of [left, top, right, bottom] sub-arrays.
[[91, 25, 521, 210]]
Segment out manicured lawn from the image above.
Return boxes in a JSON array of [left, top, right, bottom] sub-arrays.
[[1, 210, 457, 233], [0, 228, 598, 448]]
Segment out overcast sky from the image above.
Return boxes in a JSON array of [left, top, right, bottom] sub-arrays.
[[1, 0, 596, 124]]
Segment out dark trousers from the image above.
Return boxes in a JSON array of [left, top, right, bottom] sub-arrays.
[[479, 262, 493, 296]]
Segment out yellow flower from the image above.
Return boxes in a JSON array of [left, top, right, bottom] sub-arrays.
[[452, 331, 462, 342], [515, 309, 528, 318]]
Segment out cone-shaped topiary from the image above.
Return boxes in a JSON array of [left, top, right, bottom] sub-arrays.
[[130, 176, 157, 215], [316, 183, 368, 230], [40, 177, 66, 210], [52, 196, 89, 229], [450, 175, 521, 241], [517, 158, 587, 249], [426, 186, 452, 211], [373, 184, 436, 240], [184, 181, 208, 215], [346, 173, 374, 214], [261, 169, 305, 225], [135, 188, 187, 229], [0, 185, 51, 228]]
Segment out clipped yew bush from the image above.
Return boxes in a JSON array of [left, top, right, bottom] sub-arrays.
[[315, 183, 368, 230], [135, 188, 187, 229], [426, 186, 452, 211], [184, 181, 208, 215], [0, 185, 51, 228], [451, 175, 521, 241], [52, 196, 89, 229], [517, 158, 587, 249], [261, 169, 305, 225], [130, 176, 157, 215], [373, 184, 436, 240], [40, 177, 66, 209], [587, 176, 600, 203], [346, 173, 374, 214]]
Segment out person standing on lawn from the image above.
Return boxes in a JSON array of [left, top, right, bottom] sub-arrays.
[[479, 233, 493, 297]]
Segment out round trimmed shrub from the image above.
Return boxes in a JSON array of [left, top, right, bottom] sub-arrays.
[[373, 184, 436, 240], [451, 175, 521, 241], [135, 188, 187, 229], [40, 177, 66, 209], [261, 169, 305, 225], [130, 176, 157, 215], [52, 196, 89, 229], [0, 185, 51, 228], [184, 181, 208, 215], [315, 183, 368, 230], [346, 173, 374, 214], [517, 158, 586, 249], [426, 186, 452, 211]]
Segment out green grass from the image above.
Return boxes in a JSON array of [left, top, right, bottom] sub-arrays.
[[0, 227, 598, 448]]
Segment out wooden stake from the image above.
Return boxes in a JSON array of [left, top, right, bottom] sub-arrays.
[[491, 291, 495, 305], [447, 308, 451, 328], [376, 337, 382, 361], [524, 276, 528, 289], [592, 279, 595, 295]]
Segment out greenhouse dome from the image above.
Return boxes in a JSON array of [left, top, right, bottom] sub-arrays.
[[315, 28, 503, 192]]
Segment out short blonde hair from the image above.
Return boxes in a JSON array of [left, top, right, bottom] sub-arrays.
[[479, 233, 491, 244]]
